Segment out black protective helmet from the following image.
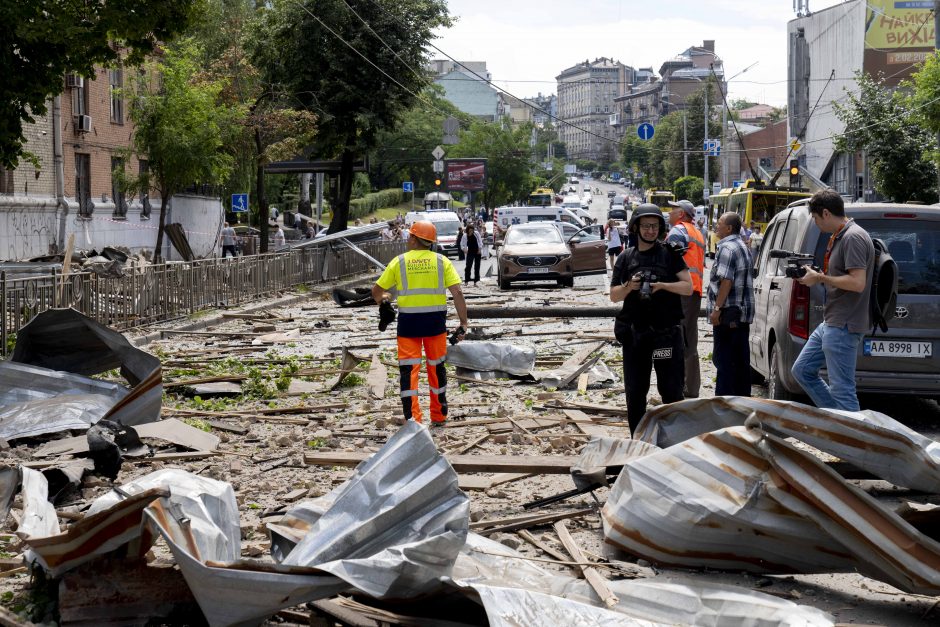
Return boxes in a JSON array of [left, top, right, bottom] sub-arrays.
[[628, 203, 667, 237]]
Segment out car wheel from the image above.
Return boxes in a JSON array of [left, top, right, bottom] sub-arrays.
[[498, 271, 510, 290], [768, 343, 792, 401]]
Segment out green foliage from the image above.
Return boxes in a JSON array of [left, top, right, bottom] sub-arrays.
[[5, 332, 17, 355], [621, 132, 650, 174], [349, 189, 405, 219], [909, 51, 940, 171], [448, 119, 537, 207], [307, 438, 327, 448], [243, 367, 277, 399], [182, 418, 212, 432], [834, 72, 938, 204], [340, 373, 365, 387], [0, 0, 199, 168], [645, 81, 720, 188], [673, 176, 705, 205]]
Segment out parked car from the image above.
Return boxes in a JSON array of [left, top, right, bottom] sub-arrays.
[[749, 202, 940, 400], [497, 222, 606, 290], [607, 190, 617, 199]]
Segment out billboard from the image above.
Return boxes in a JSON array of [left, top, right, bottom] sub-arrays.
[[445, 159, 487, 192], [863, 0, 935, 85]]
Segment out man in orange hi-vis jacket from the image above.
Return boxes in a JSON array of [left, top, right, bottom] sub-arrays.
[[372, 221, 468, 426], [667, 199, 706, 398]]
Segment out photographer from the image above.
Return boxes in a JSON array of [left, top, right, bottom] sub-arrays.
[[707, 212, 754, 396], [610, 204, 693, 433], [791, 190, 874, 411]]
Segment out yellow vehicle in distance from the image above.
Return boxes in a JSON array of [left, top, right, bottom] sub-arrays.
[[727, 180, 810, 232], [645, 189, 675, 212], [528, 187, 554, 207], [708, 187, 734, 256]]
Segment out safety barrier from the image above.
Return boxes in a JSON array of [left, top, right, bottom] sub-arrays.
[[1, 240, 404, 356]]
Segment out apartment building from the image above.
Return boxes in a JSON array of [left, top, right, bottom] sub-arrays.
[[556, 58, 633, 162]]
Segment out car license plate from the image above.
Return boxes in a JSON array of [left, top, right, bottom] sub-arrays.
[[527, 267, 551, 274], [863, 339, 932, 358]]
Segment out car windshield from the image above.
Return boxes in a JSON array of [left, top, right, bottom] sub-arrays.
[[506, 227, 563, 245], [435, 221, 460, 236], [856, 218, 940, 295], [609, 209, 626, 219]]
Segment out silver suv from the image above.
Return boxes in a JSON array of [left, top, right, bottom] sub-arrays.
[[750, 202, 940, 400]]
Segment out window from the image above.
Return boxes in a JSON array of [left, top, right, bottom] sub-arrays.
[[111, 157, 127, 218], [75, 153, 92, 217], [72, 78, 88, 117], [109, 68, 124, 124]]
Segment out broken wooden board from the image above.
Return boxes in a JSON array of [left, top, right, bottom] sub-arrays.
[[471, 507, 596, 535], [304, 451, 577, 474], [485, 416, 558, 434], [457, 475, 492, 491], [562, 409, 611, 438], [33, 418, 220, 458], [544, 400, 624, 416], [367, 353, 387, 400], [554, 520, 619, 607]]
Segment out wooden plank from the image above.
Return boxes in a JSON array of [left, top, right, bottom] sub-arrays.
[[562, 409, 610, 438], [308, 599, 380, 627], [207, 420, 249, 435], [366, 353, 387, 400], [554, 520, 619, 608], [486, 417, 558, 433], [56, 233, 75, 305], [517, 530, 577, 572], [474, 507, 595, 535], [303, 451, 577, 474], [577, 373, 590, 393], [447, 433, 490, 455], [457, 475, 492, 491], [488, 472, 533, 487]]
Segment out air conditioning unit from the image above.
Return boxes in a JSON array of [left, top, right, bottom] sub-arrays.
[[76, 115, 92, 133], [66, 75, 83, 89]]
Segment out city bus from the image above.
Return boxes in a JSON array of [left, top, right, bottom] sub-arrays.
[[645, 189, 675, 212], [528, 187, 554, 207]]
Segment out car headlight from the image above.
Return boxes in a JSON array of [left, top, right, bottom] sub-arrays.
[[502, 255, 517, 263], [558, 253, 571, 260]]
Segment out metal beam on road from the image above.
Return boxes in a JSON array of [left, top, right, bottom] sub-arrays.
[[467, 305, 706, 319]]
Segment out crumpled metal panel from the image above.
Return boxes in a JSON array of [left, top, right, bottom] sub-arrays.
[[0, 308, 162, 440], [446, 342, 535, 376], [148, 421, 469, 626], [603, 424, 940, 593], [452, 533, 834, 626], [635, 397, 940, 492], [18, 467, 168, 576], [570, 436, 659, 489]]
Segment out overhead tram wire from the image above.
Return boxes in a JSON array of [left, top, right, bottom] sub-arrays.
[[284, 1, 940, 162]]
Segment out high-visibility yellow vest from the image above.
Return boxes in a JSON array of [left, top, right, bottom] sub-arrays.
[[396, 250, 447, 314]]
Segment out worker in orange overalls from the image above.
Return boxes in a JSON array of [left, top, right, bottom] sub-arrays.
[[373, 221, 468, 425], [667, 199, 706, 398]]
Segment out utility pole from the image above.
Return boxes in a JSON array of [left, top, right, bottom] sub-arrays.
[[935, 0, 940, 196], [703, 86, 709, 197], [683, 113, 688, 176], [721, 94, 728, 187]]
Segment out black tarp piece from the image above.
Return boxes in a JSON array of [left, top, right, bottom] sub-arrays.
[[0, 308, 162, 440]]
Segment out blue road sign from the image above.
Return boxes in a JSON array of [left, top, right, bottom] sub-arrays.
[[231, 193, 249, 213], [637, 123, 654, 141], [703, 139, 721, 157], [403, 181, 414, 192]]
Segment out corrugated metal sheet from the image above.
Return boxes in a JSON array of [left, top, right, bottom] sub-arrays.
[[635, 397, 940, 491], [0, 308, 162, 440], [603, 423, 940, 594]]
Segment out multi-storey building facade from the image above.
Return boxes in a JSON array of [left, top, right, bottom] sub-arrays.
[[556, 58, 633, 163]]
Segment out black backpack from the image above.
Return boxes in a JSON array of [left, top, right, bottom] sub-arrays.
[[869, 238, 898, 334]]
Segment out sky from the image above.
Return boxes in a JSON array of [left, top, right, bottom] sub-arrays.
[[433, 0, 849, 107]]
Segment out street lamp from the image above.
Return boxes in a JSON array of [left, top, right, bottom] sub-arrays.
[[719, 61, 758, 187]]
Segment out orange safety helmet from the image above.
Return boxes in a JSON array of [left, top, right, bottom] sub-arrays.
[[408, 220, 437, 243]]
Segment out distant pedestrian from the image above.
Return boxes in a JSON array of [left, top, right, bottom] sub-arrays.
[[707, 212, 754, 397], [455, 225, 466, 260], [791, 190, 874, 412], [220, 222, 237, 258], [749, 223, 764, 254], [461, 224, 483, 285], [605, 219, 623, 266], [273, 225, 286, 248], [667, 199, 706, 398]]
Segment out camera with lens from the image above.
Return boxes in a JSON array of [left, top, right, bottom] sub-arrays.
[[769, 249, 819, 279], [636, 270, 658, 300]]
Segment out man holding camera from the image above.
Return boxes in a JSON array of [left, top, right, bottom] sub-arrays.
[[610, 204, 693, 433], [791, 190, 874, 412], [707, 212, 754, 396], [373, 221, 468, 426]]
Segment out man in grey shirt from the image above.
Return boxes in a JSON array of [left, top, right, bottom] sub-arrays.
[[791, 190, 874, 411], [220, 222, 237, 258]]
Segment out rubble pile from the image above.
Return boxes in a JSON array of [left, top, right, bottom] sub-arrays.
[[0, 288, 937, 625]]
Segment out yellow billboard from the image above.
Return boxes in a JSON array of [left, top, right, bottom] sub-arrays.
[[864, 1, 935, 50]]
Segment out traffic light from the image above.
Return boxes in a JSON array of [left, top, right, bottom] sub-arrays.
[[789, 159, 800, 186], [434, 179, 441, 187]]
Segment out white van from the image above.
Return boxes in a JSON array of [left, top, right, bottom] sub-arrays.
[[404, 210, 462, 256], [492, 205, 585, 242]]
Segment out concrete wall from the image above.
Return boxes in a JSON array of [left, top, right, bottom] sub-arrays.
[[435, 70, 500, 121], [0, 194, 223, 261]]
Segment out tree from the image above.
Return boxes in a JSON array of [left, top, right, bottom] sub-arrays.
[[251, 0, 451, 233], [621, 132, 650, 174], [126, 43, 236, 261], [909, 51, 940, 184], [1, 0, 199, 168], [673, 175, 705, 205], [834, 72, 938, 203]]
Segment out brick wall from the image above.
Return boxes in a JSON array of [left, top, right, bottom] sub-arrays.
[[9, 103, 56, 197]]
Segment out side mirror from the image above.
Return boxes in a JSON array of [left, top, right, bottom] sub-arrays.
[[569, 236, 582, 245]]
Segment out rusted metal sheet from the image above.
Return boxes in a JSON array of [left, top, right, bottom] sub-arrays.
[[635, 397, 940, 492], [0, 308, 162, 440], [603, 423, 940, 594]]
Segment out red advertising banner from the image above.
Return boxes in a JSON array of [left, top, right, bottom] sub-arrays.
[[445, 159, 487, 192]]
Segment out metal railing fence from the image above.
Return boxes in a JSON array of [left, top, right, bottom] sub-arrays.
[[1, 241, 404, 357]]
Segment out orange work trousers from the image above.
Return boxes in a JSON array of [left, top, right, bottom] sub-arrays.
[[397, 333, 448, 423]]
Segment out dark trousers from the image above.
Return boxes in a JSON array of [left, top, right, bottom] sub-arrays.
[[621, 326, 685, 434], [464, 253, 481, 283], [222, 245, 237, 258], [713, 323, 751, 396]]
